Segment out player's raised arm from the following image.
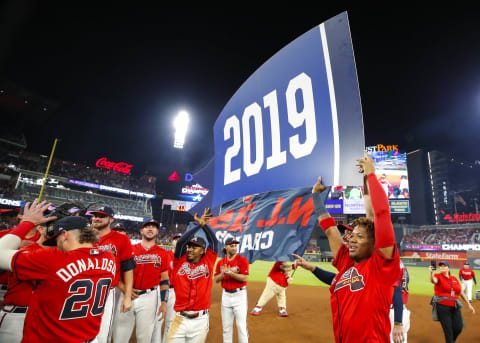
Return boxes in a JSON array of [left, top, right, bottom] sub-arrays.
[[312, 177, 343, 258], [357, 153, 395, 258]]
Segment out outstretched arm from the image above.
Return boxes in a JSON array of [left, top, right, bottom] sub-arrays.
[[196, 208, 218, 253], [293, 253, 335, 285]]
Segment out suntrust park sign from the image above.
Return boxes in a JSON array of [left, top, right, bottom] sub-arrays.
[[96, 157, 133, 174]]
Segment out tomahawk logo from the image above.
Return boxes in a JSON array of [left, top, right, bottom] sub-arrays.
[[333, 267, 365, 292], [178, 262, 210, 279], [97, 243, 118, 257]]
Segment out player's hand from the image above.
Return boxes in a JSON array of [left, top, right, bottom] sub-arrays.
[[121, 296, 132, 312], [356, 152, 375, 175], [392, 324, 405, 343], [21, 199, 57, 225], [312, 177, 327, 194], [292, 253, 314, 272], [194, 208, 212, 226], [428, 266, 434, 273], [468, 303, 475, 314], [131, 289, 139, 300], [224, 266, 232, 276], [157, 302, 167, 321]]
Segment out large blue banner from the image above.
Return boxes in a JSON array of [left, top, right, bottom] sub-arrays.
[[212, 12, 364, 208], [208, 186, 330, 263]]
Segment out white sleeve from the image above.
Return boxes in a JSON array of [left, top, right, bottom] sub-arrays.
[[0, 234, 22, 271]]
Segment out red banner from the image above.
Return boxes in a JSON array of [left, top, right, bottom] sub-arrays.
[[402, 251, 467, 268], [96, 157, 133, 174]]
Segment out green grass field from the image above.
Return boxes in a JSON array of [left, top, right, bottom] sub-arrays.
[[243, 260, 466, 296]]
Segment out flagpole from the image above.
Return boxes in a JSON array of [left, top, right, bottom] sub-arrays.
[[38, 138, 59, 201]]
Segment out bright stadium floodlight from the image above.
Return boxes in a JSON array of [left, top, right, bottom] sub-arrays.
[[173, 110, 189, 149]]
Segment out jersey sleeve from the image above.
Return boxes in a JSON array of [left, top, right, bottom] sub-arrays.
[[11, 248, 57, 281], [372, 245, 400, 286], [240, 256, 249, 275], [214, 259, 223, 276], [119, 234, 136, 271], [159, 248, 169, 273]]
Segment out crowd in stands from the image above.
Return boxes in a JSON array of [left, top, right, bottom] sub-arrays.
[[402, 227, 480, 245], [0, 149, 156, 195]]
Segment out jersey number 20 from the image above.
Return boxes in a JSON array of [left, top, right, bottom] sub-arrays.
[[60, 278, 112, 320]]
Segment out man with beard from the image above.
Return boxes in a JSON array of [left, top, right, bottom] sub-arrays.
[[113, 219, 169, 343], [91, 206, 136, 343]]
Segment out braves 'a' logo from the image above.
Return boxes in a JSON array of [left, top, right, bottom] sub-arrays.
[[333, 267, 365, 293], [178, 262, 209, 279], [97, 243, 118, 257]]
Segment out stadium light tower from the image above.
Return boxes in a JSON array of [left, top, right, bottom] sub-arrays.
[[173, 110, 189, 149]]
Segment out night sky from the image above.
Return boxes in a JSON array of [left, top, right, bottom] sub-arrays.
[[2, 4, 479, 188]]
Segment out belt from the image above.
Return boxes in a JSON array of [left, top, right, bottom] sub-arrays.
[[2, 305, 28, 314], [0, 284, 7, 291], [178, 309, 209, 319], [225, 286, 246, 294], [137, 286, 157, 296], [170, 285, 174, 289]]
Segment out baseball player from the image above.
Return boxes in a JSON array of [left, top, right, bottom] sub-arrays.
[[214, 237, 249, 343], [161, 233, 181, 343], [91, 206, 136, 343], [113, 219, 169, 343], [166, 208, 218, 343], [459, 262, 477, 302], [315, 154, 400, 342], [250, 261, 295, 317], [0, 200, 116, 342]]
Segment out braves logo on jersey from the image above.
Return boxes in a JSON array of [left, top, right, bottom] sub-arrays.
[[97, 243, 118, 257], [178, 262, 210, 279], [135, 254, 162, 268], [333, 267, 365, 292]]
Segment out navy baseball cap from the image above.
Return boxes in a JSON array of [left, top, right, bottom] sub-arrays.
[[225, 237, 240, 245], [171, 233, 182, 240], [44, 216, 90, 246], [187, 236, 206, 250], [439, 261, 450, 267], [337, 224, 354, 234], [90, 206, 115, 217], [112, 222, 126, 232], [142, 219, 160, 229]]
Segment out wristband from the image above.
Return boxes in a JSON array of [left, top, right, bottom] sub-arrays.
[[319, 217, 337, 231], [10, 221, 36, 240], [312, 192, 327, 217], [394, 322, 403, 326], [160, 289, 169, 302], [160, 279, 170, 287]]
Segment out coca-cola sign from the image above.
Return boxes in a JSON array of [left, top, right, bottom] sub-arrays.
[[96, 157, 133, 174]]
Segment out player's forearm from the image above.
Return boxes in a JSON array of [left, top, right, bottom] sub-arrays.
[[313, 193, 343, 258], [214, 274, 224, 283], [229, 272, 248, 283], [202, 224, 219, 253], [312, 267, 335, 285], [123, 270, 134, 297], [392, 285, 403, 323]]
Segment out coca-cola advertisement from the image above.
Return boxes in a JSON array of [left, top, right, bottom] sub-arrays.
[[96, 157, 133, 174]]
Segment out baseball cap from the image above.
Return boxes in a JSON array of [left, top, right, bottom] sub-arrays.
[[225, 237, 240, 245], [142, 219, 160, 229], [112, 222, 126, 232], [439, 261, 450, 267], [187, 236, 206, 250], [171, 233, 182, 240], [44, 216, 90, 246], [337, 224, 354, 235], [90, 206, 115, 217]]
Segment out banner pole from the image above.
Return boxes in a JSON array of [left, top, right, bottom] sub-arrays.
[[38, 138, 59, 201]]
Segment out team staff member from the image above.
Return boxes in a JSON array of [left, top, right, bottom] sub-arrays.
[[166, 208, 218, 343], [430, 261, 475, 343], [113, 219, 169, 343], [459, 262, 477, 303], [162, 233, 181, 343], [215, 237, 249, 343], [0, 224, 44, 343], [0, 200, 116, 342], [250, 261, 295, 317], [91, 206, 136, 343], [316, 153, 400, 342]]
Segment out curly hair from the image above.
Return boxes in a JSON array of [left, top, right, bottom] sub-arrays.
[[351, 217, 375, 239], [78, 226, 100, 244]]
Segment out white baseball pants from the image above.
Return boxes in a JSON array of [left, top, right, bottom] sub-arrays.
[[389, 305, 411, 343], [165, 312, 209, 343], [0, 306, 26, 343], [221, 288, 248, 343], [96, 287, 116, 343], [462, 279, 474, 302], [257, 277, 286, 308], [159, 287, 176, 343]]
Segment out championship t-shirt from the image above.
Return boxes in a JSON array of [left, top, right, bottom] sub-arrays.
[[214, 254, 249, 290], [132, 243, 169, 290]]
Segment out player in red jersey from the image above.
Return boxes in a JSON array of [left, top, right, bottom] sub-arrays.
[[215, 237, 249, 343], [459, 262, 477, 303], [314, 153, 400, 342], [166, 209, 218, 343], [113, 219, 169, 343], [0, 200, 116, 343], [91, 206, 136, 343], [162, 233, 181, 342]]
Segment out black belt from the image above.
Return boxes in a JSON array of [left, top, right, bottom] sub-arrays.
[[0, 284, 7, 291], [179, 309, 209, 319], [225, 286, 246, 294], [170, 285, 174, 289], [2, 305, 28, 314], [137, 287, 157, 295]]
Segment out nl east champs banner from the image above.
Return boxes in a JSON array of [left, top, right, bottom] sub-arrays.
[[212, 11, 364, 208], [208, 186, 330, 263]]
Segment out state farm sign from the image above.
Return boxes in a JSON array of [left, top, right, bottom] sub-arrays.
[[96, 157, 133, 174]]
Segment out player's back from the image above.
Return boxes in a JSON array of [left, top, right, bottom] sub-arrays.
[[15, 247, 116, 343]]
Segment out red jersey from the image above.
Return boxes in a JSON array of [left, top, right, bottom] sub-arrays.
[[4, 243, 42, 306], [96, 230, 135, 287], [330, 245, 400, 343], [172, 248, 217, 311], [132, 243, 169, 290], [12, 247, 116, 343], [214, 254, 249, 290], [434, 273, 462, 307], [459, 268, 475, 281], [268, 262, 295, 287]]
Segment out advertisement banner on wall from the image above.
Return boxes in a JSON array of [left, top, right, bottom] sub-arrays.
[[402, 251, 467, 268], [212, 12, 364, 208]]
